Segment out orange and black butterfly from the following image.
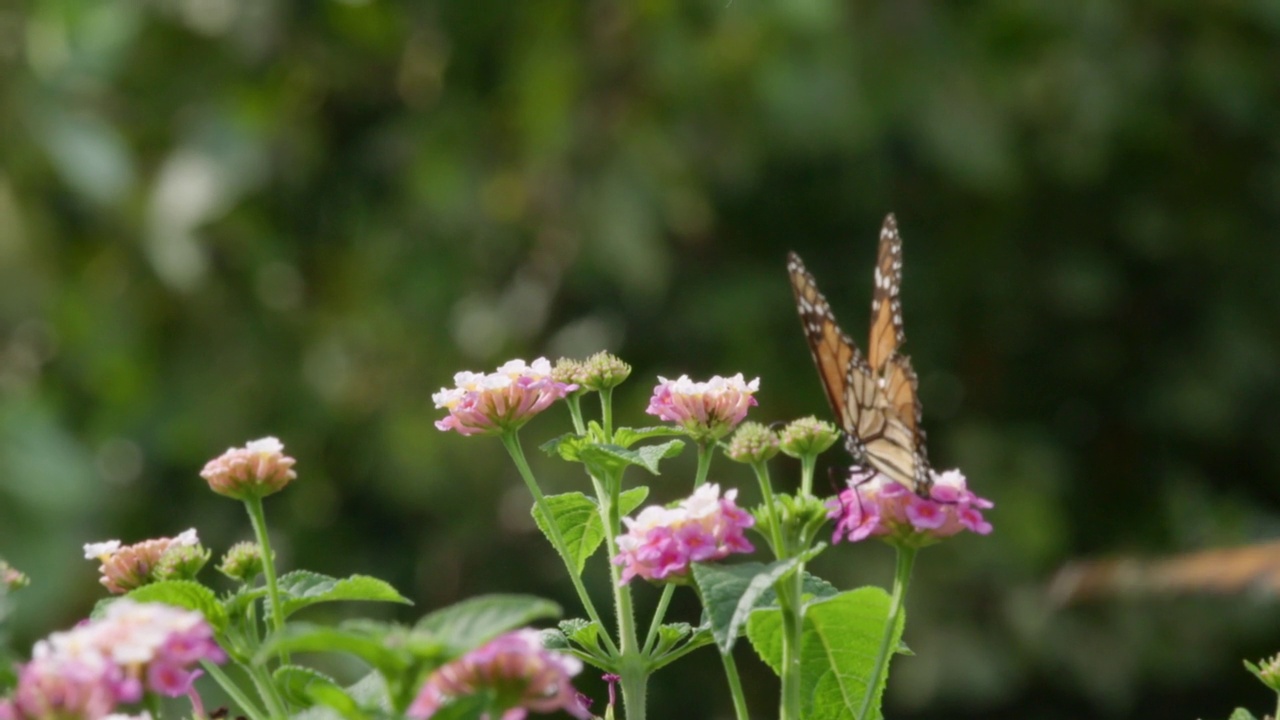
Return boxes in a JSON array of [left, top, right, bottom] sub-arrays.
[[788, 214, 932, 496]]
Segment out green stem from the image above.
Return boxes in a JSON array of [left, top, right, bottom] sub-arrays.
[[501, 432, 611, 640], [751, 462, 785, 560], [719, 648, 752, 720], [243, 496, 288, 663], [693, 442, 714, 487], [600, 470, 645, 719], [641, 584, 675, 654], [566, 394, 587, 435], [202, 661, 269, 720], [618, 660, 647, 720], [777, 580, 802, 720], [799, 453, 817, 498], [600, 387, 615, 440], [248, 662, 290, 719], [858, 545, 917, 720]]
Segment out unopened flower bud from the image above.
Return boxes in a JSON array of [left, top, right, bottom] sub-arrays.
[[200, 437, 297, 500], [152, 543, 211, 582], [580, 352, 631, 391], [218, 542, 268, 582], [779, 417, 839, 458], [552, 358, 589, 390], [725, 422, 780, 464]]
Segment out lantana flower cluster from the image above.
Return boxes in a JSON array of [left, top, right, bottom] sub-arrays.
[[83, 529, 206, 594], [433, 358, 578, 437], [645, 374, 760, 442], [407, 629, 591, 720], [200, 436, 297, 500], [828, 469, 994, 547], [0, 600, 224, 720], [614, 484, 755, 585]]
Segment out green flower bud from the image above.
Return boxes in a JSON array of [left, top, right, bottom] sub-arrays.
[[779, 417, 839, 459], [725, 422, 780, 464]]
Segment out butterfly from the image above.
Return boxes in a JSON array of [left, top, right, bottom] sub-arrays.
[[787, 213, 933, 497]]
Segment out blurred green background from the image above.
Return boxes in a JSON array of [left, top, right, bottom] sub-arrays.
[[2, 1, 1280, 718]]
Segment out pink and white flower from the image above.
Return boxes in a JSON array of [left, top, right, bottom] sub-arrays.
[[434, 358, 577, 437], [407, 629, 591, 720], [614, 484, 755, 585], [83, 529, 202, 594], [828, 469, 993, 547], [0, 601, 224, 719], [645, 374, 760, 442], [200, 437, 297, 500]]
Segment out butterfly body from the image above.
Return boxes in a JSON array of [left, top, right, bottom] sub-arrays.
[[788, 214, 933, 497]]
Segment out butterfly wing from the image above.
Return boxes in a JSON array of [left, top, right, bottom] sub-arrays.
[[787, 251, 872, 436], [867, 214, 906, 372]]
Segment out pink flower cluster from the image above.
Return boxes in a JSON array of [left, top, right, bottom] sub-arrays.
[[0, 601, 224, 720], [83, 529, 201, 594], [200, 436, 298, 500], [434, 358, 578, 437], [645, 374, 760, 441], [828, 469, 993, 547], [407, 629, 591, 720], [614, 484, 755, 585]]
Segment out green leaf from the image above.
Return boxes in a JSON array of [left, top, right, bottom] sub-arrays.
[[634, 439, 685, 473], [612, 426, 687, 448], [531, 489, 648, 575], [221, 585, 267, 618], [1227, 709, 1260, 720], [255, 622, 409, 677], [755, 570, 841, 609], [530, 492, 601, 574], [272, 571, 412, 620], [692, 558, 806, 653], [413, 594, 562, 653], [274, 665, 358, 717], [746, 587, 902, 720], [557, 618, 607, 654], [577, 440, 685, 479], [652, 622, 693, 655], [539, 433, 588, 462], [123, 580, 229, 633]]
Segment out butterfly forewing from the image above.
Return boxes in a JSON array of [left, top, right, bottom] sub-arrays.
[[787, 252, 871, 428], [787, 214, 932, 496], [867, 214, 906, 372]]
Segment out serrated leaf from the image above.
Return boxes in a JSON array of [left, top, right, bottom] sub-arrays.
[[531, 489, 648, 575], [413, 594, 561, 654], [633, 439, 685, 474], [124, 580, 229, 633], [652, 623, 693, 654], [531, 493, 602, 575], [274, 664, 358, 718], [692, 558, 805, 654], [272, 571, 411, 620], [255, 623, 409, 676], [612, 426, 687, 448], [756, 570, 841, 609], [577, 444, 640, 479], [540, 433, 588, 462], [746, 587, 902, 720]]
